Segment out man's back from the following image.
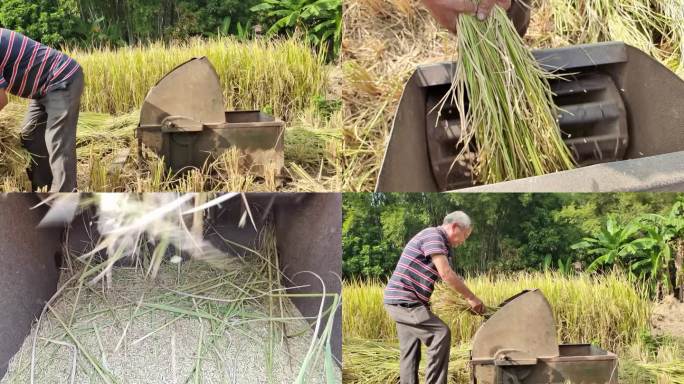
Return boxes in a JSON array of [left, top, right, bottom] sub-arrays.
[[384, 226, 451, 305], [0, 29, 80, 99]]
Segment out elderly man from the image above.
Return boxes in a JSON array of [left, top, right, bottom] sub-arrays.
[[0, 28, 83, 192], [384, 211, 482, 384]]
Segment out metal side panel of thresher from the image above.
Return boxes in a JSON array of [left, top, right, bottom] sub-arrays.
[[0, 195, 63, 378], [377, 42, 684, 192]]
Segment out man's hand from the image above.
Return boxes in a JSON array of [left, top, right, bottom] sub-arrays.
[[433, 254, 485, 315], [476, 0, 511, 20], [421, 0, 512, 33], [467, 296, 485, 315], [0, 89, 7, 112]]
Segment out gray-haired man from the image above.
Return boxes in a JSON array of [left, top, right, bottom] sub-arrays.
[[383, 211, 483, 384]]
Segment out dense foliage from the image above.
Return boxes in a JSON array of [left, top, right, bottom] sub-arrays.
[[0, 0, 341, 58], [342, 193, 683, 283], [572, 202, 684, 296], [251, 0, 342, 58]]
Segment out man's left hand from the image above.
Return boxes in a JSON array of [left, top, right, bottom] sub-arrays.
[[467, 296, 485, 315], [476, 0, 511, 21]]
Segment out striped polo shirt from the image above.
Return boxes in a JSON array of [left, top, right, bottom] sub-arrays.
[[384, 227, 452, 306], [0, 29, 81, 99]]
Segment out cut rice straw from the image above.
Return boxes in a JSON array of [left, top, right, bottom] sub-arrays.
[[11, 194, 341, 384], [439, 4, 575, 184]]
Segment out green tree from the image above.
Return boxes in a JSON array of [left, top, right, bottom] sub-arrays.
[[0, 0, 83, 47]]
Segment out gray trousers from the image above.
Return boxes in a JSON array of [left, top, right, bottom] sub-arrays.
[[385, 303, 452, 384], [21, 68, 84, 192]]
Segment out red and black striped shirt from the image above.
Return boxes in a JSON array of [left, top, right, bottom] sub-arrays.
[[384, 227, 452, 306], [0, 29, 81, 99]]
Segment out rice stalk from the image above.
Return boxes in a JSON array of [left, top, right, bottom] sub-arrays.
[[68, 36, 327, 121], [343, 272, 651, 352], [444, 6, 575, 184], [431, 294, 498, 319]]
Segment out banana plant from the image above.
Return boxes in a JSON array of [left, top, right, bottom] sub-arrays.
[[251, 0, 342, 58], [573, 203, 684, 297], [571, 217, 644, 272], [630, 202, 684, 295]]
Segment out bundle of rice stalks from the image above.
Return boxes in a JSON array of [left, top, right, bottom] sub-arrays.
[[432, 295, 498, 319], [342, 339, 470, 384], [76, 111, 138, 155], [444, 5, 575, 184], [620, 336, 684, 383]]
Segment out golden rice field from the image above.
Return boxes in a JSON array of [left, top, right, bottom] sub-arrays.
[[0, 36, 344, 192], [342, 273, 684, 384]]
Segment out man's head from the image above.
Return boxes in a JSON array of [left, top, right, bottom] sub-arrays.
[[441, 211, 473, 247]]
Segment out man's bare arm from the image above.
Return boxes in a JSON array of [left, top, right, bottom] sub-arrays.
[[0, 89, 7, 112], [432, 254, 484, 313]]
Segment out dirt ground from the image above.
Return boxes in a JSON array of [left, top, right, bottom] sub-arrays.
[[651, 295, 684, 338]]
